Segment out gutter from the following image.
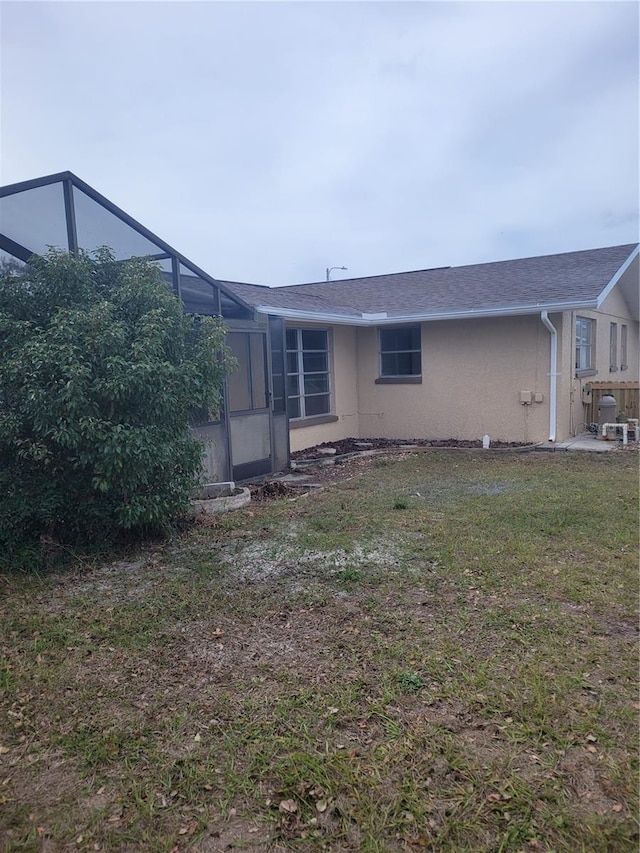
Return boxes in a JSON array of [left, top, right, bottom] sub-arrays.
[[251, 299, 599, 327], [540, 311, 558, 442]]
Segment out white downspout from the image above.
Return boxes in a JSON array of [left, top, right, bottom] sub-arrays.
[[540, 311, 558, 442]]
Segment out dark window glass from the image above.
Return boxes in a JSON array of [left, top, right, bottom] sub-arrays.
[[301, 329, 327, 350], [305, 394, 330, 416], [575, 317, 594, 371], [303, 352, 328, 373], [381, 352, 421, 376], [379, 326, 421, 376], [288, 396, 301, 419], [286, 329, 297, 349], [304, 375, 329, 395], [287, 374, 300, 396]]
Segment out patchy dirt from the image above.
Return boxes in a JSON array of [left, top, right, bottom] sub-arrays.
[[1, 451, 637, 852], [218, 536, 403, 584], [291, 436, 530, 460]]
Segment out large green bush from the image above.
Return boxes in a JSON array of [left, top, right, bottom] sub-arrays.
[[0, 248, 232, 559]]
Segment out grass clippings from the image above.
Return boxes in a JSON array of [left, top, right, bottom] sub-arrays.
[[1, 450, 638, 852]]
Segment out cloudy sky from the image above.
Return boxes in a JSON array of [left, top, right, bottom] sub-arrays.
[[1, 1, 638, 285]]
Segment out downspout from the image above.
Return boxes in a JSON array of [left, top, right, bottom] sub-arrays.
[[540, 311, 558, 442]]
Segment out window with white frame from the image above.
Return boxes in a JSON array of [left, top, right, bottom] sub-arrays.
[[286, 328, 330, 419], [609, 322, 618, 371], [379, 326, 422, 377], [575, 317, 595, 373], [620, 324, 628, 370]]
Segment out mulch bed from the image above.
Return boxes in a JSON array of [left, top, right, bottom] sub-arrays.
[[291, 436, 528, 460]]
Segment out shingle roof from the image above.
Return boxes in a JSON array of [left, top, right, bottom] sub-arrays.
[[221, 244, 639, 322]]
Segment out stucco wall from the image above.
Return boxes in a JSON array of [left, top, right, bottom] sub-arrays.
[[289, 324, 359, 453], [355, 315, 555, 444], [286, 285, 638, 451]]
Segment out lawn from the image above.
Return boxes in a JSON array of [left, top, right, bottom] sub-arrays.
[[1, 450, 638, 852]]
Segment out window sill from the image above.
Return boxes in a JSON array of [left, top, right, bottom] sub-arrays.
[[575, 368, 598, 379], [375, 376, 422, 385], [289, 414, 339, 430]]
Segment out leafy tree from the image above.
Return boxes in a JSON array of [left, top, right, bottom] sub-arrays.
[[0, 248, 232, 560]]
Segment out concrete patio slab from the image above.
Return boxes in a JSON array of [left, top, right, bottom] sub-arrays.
[[547, 433, 621, 452]]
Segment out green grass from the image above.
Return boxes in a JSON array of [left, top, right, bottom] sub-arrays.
[[0, 450, 638, 851]]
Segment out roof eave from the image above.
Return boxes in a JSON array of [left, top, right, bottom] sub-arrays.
[[596, 244, 640, 308], [252, 300, 599, 326]]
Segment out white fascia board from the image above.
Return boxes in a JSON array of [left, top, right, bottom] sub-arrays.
[[596, 245, 640, 307], [253, 300, 598, 326]]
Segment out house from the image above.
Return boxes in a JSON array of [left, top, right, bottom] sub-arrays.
[[0, 172, 289, 482], [222, 244, 639, 450], [2, 171, 638, 470]]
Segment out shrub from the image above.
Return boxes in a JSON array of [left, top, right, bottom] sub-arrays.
[[0, 248, 232, 560]]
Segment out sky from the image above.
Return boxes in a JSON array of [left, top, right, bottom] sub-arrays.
[[1, 0, 638, 285]]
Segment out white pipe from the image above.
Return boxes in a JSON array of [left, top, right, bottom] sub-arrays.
[[600, 423, 628, 445], [540, 311, 558, 442]]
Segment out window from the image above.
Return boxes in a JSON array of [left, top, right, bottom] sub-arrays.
[[286, 328, 330, 419], [575, 317, 595, 374], [609, 323, 618, 371], [379, 326, 421, 378], [621, 324, 628, 370]]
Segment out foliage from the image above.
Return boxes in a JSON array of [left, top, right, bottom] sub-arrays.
[[397, 671, 425, 693], [0, 248, 232, 560]]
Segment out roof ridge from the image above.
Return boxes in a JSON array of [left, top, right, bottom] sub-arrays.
[[282, 243, 638, 289]]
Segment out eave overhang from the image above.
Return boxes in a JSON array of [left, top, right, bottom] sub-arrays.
[[250, 299, 600, 326], [596, 244, 639, 308]]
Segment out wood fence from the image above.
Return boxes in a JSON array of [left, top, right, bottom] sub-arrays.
[[585, 381, 639, 423]]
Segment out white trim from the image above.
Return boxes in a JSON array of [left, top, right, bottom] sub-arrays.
[[251, 300, 599, 327], [596, 245, 640, 307]]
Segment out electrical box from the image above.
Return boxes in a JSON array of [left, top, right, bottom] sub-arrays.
[[581, 384, 591, 405], [519, 390, 533, 405], [534, 391, 544, 403]]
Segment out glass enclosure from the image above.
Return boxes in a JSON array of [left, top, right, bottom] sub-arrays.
[[0, 171, 282, 482], [0, 171, 252, 320]]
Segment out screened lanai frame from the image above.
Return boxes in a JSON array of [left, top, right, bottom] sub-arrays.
[[0, 170, 254, 321], [0, 170, 294, 481]]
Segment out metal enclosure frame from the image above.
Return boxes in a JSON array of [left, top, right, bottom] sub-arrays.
[[0, 171, 289, 482]]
